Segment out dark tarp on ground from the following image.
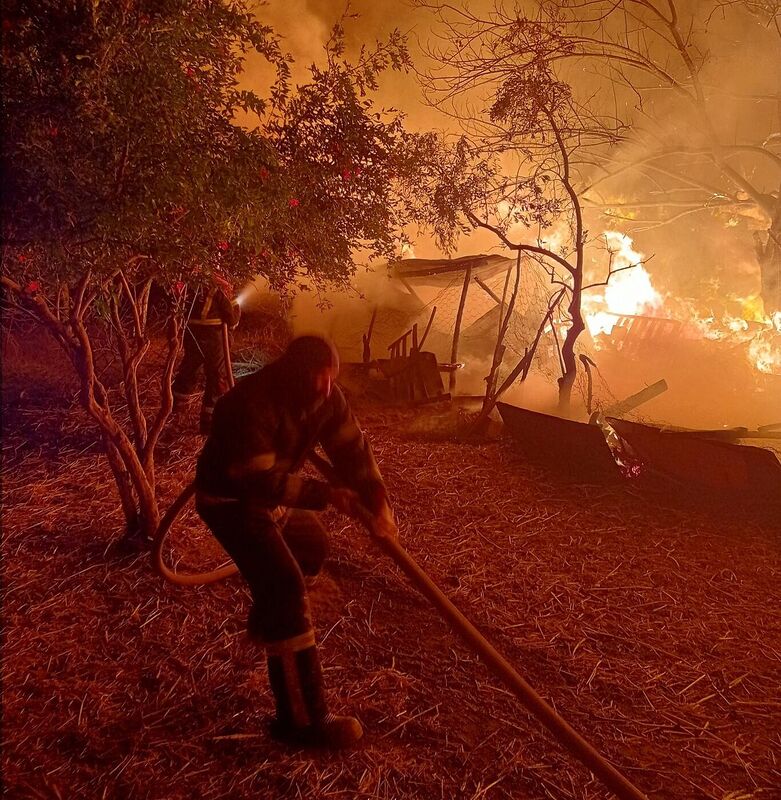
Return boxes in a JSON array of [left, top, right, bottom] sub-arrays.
[[498, 402, 622, 483], [609, 417, 781, 499]]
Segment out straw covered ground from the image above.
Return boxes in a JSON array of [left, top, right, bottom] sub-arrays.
[[2, 331, 780, 800]]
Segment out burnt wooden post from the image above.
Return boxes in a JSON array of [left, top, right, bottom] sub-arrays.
[[362, 306, 378, 363], [449, 265, 472, 393], [416, 306, 437, 352]]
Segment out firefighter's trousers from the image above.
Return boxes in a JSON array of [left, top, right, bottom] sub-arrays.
[[172, 326, 231, 431], [195, 498, 329, 642]]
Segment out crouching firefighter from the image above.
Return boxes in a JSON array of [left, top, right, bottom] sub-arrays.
[[195, 336, 398, 748], [172, 276, 240, 434]]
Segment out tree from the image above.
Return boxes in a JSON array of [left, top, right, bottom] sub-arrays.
[[566, 0, 781, 318], [418, 1, 781, 317], [414, 2, 638, 411], [415, 0, 781, 411], [1, 0, 421, 541]]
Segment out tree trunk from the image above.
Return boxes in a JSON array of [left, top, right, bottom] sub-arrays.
[[558, 278, 585, 413], [756, 210, 781, 317], [74, 344, 161, 540], [102, 432, 140, 534], [2, 272, 167, 543]]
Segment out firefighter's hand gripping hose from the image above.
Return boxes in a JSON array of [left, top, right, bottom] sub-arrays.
[[152, 466, 648, 800]]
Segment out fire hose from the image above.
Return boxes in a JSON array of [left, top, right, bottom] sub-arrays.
[[152, 459, 649, 800], [150, 322, 239, 585]]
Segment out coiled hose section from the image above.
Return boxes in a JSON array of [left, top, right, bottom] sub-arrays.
[[151, 480, 238, 586]]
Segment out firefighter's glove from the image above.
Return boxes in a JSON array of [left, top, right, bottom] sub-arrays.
[[329, 487, 362, 519], [371, 503, 399, 543]]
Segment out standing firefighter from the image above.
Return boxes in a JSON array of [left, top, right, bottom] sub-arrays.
[[195, 336, 397, 748], [173, 277, 240, 434]]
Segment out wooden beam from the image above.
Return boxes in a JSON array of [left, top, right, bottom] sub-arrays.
[[416, 306, 437, 352], [474, 275, 502, 304], [449, 266, 472, 393], [603, 379, 668, 417], [362, 306, 378, 363]]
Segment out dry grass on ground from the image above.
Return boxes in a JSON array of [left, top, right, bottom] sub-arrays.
[[2, 333, 780, 800]]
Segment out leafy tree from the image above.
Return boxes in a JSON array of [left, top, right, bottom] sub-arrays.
[[2, 0, 420, 541], [414, 3, 633, 411]]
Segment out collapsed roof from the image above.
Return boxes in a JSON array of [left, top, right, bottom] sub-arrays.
[[390, 254, 515, 287]]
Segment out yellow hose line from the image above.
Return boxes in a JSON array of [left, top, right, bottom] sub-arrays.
[[151, 481, 238, 586]]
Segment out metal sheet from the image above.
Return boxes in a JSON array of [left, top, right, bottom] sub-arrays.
[[391, 254, 514, 286], [497, 402, 621, 482], [609, 418, 781, 499]]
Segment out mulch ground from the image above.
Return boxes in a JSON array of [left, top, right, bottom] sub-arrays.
[[2, 335, 780, 800]]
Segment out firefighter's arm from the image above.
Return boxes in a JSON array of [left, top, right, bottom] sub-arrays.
[[228, 299, 241, 329], [318, 388, 397, 538], [213, 288, 241, 329]]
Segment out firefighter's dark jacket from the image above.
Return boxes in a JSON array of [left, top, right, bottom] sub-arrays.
[[189, 286, 240, 329], [196, 360, 386, 513]]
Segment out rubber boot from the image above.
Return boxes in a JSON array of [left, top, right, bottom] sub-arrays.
[[265, 630, 363, 749]]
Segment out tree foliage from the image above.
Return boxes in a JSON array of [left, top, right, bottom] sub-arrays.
[[1, 0, 423, 539]]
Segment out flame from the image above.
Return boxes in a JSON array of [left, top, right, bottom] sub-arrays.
[[584, 232, 661, 336], [581, 232, 781, 376], [741, 295, 768, 323], [704, 297, 781, 374], [748, 334, 781, 374]]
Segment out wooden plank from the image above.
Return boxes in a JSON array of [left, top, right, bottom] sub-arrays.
[[602, 379, 668, 418], [449, 266, 472, 393]]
